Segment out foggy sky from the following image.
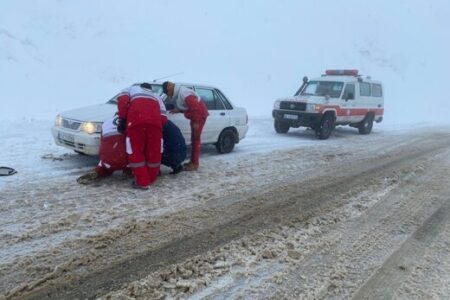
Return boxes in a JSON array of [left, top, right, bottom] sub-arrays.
[[1, 0, 449, 123]]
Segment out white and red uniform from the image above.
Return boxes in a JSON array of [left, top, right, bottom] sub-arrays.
[[95, 117, 128, 177], [173, 85, 209, 165], [117, 85, 167, 187]]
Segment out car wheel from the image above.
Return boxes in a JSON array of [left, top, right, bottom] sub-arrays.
[[315, 113, 335, 140], [216, 129, 236, 154], [358, 113, 374, 134], [274, 120, 290, 134]]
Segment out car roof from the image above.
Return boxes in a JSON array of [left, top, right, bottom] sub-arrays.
[[150, 81, 221, 90], [310, 75, 382, 85]]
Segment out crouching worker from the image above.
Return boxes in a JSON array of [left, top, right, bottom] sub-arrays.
[[162, 120, 187, 174], [77, 116, 129, 184]]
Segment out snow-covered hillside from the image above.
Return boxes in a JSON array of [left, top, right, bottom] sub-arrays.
[[1, 0, 449, 123]]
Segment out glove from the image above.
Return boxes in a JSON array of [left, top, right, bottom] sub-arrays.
[[117, 118, 127, 134]]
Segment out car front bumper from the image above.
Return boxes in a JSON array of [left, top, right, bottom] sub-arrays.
[[272, 109, 322, 127], [51, 126, 101, 155]]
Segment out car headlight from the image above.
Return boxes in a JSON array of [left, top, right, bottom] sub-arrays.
[[81, 122, 102, 134], [306, 104, 322, 113], [55, 115, 63, 127], [273, 100, 281, 109]]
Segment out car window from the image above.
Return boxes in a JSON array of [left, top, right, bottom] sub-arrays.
[[359, 82, 371, 97], [213, 91, 226, 110], [106, 94, 119, 104], [342, 83, 355, 100], [215, 89, 233, 110], [372, 83, 383, 97], [196, 87, 225, 110], [151, 84, 163, 95], [106, 84, 163, 104]]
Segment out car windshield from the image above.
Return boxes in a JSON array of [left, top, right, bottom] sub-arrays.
[[106, 84, 163, 104], [300, 81, 344, 98]]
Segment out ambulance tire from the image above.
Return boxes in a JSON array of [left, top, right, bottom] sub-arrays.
[[274, 120, 290, 134], [315, 113, 335, 140], [216, 128, 236, 154], [358, 113, 374, 134]]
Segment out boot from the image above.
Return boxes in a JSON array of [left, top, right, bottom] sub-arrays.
[[132, 181, 149, 190], [77, 171, 99, 184], [170, 164, 183, 175], [183, 161, 199, 171]]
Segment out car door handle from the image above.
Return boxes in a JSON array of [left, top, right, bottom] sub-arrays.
[[220, 112, 226, 116]]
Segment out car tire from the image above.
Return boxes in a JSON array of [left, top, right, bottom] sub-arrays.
[[315, 113, 335, 140], [358, 113, 374, 134], [216, 129, 236, 154], [274, 120, 290, 134]]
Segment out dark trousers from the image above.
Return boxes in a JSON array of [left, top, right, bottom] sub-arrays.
[[162, 151, 186, 170]]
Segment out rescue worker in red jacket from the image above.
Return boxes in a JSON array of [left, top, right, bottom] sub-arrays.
[[117, 82, 167, 189], [162, 81, 209, 171], [76, 116, 129, 184]]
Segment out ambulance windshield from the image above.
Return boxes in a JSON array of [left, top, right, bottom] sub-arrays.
[[301, 81, 344, 98]]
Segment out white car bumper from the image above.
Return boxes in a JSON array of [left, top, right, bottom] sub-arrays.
[[237, 124, 249, 141], [51, 126, 101, 155]]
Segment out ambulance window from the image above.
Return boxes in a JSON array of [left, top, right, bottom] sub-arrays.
[[359, 82, 371, 97], [342, 84, 355, 100], [372, 84, 383, 97], [196, 88, 225, 110], [302, 81, 343, 98]]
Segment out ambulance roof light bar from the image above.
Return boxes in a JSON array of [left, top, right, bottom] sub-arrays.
[[325, 69, 359, 76]]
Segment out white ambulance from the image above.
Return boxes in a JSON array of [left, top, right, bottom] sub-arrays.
[[272, 70, 384, 139]]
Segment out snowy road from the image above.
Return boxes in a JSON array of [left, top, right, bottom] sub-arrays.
[[1, 119, 450, 299]]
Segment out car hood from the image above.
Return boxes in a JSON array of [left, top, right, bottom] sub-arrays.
[[59, 104, 117, 122]]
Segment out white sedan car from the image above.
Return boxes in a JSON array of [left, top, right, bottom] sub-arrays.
[[51, 83, 249, 155]]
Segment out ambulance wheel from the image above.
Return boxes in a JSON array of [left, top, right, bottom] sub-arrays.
[[315, 113, 335, 140], [274, 120, 290, 134], [358, 113, 374, 134], [216, 129, 236, 154]]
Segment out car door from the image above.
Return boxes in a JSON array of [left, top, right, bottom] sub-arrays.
[[194, 86, 230, 143], [353, 82, 372, 123], [339, 83, 356, 123]]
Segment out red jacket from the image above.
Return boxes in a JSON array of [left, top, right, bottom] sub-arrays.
[[175, 86, 209, 122], [98, 117, 127, 172], [118, 85, 168, 128]]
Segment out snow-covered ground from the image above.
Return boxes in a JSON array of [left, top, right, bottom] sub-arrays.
[[0, 116, 439, 190], [1, 118, 450, 299]]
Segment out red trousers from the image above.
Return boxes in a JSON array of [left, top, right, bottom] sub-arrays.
[[190, 118, 206, 165], [126, 124, 162, 187]]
